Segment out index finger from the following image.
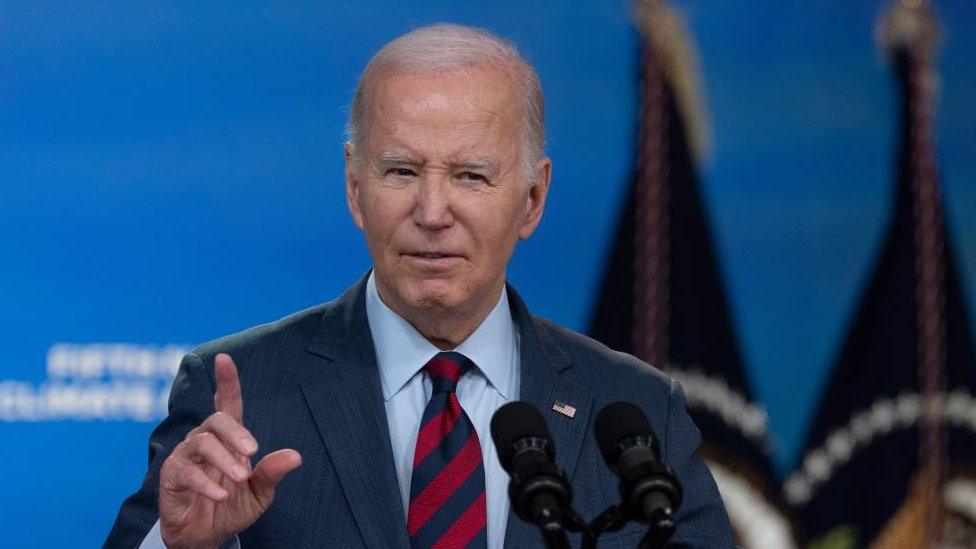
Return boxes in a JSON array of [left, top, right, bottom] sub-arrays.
[[214, 353, 243, 422]]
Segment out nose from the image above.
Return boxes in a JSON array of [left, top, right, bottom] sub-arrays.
[[412, 175, 455, 231]]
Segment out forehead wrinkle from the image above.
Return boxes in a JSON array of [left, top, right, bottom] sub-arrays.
[[362, 72, 522, 175]]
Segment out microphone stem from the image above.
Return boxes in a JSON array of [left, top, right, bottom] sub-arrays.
[[638, 520, 676, 549], [539, 522, 570, 549]]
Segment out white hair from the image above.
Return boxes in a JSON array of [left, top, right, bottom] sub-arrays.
[[346, 24, 545, 183]]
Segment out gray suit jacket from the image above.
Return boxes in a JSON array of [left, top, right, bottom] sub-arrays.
[[106, 275, 733, 547]]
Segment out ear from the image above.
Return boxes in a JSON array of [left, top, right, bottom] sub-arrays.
[[517, 156, 552, 240], [344, 142, 365, 229]]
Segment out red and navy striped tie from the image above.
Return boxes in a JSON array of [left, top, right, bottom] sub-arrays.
[[407, 351, 487, 548]]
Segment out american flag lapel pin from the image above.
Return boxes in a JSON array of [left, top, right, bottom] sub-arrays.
[[552, 401, 576, 419]]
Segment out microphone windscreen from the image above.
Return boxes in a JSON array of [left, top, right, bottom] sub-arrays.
[[490, 401, 553, 471], [593, 401, 657, 466]]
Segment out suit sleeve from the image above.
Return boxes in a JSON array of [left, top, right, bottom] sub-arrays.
[[662, 379, 734, 548], [104, 353, 216, 548]]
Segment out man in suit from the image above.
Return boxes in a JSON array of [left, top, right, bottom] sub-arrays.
[[107, 24, 732, 548]]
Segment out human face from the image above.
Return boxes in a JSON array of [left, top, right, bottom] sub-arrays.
[[345, 66, 550, 330]]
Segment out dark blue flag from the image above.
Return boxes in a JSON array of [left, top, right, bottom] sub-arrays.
[[785, 3, 976, 546], [588, 2, 795, 546]]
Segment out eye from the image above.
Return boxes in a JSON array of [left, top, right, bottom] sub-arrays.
[[458, 172, 487, 183], [387, 167, 417, 177]]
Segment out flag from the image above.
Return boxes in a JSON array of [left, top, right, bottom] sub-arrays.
[[588, 2, 795, 546], [785, 3, 976, 547]]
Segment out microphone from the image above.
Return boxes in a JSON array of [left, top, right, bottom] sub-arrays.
[[594, 401, 682, 544], [490, 401, 573, 548]]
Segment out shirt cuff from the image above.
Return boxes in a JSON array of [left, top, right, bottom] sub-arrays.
[[140, 520, 241, 549]]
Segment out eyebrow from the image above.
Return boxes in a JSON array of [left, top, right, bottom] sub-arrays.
[[377, 151, 418, 165], [375, 152, 497, 172], [454, 157, 496, 171]]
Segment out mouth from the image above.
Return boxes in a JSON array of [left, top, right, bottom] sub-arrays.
[[406, 252, 461, 259], [402, 251, 466, 268]]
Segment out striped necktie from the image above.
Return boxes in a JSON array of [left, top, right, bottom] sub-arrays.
[[407, 351, 488, 548]]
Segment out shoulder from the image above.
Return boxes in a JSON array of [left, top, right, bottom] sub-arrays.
[[191, 301, 332, 361], [529, 315, 676, 405]]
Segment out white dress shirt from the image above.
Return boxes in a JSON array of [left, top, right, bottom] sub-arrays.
[[141, 272, 519, 548], [367, 273, 519, 548]]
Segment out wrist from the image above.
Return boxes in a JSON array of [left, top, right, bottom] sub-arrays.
[[160, 526, 223, 549]]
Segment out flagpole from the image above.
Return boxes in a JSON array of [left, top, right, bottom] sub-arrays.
[[632, 0, 672, 368], [881, 0, 946, 544]]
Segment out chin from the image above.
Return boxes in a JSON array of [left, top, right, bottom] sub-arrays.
[[403, 278, 465, 311]]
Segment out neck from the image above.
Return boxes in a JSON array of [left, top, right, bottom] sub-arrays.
[[375, 278, 504, 350]]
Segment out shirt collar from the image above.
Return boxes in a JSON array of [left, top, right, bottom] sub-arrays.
[[365, 271, 516, 401]]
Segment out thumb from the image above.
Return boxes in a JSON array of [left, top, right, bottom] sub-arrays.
[[250, 449, 302, 507]]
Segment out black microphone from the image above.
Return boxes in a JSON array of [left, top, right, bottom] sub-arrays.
[[594, 401, 682, 545], [490, 401, 573, 548]]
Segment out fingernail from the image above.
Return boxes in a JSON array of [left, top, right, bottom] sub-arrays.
[[233, 466, 248, 480], [241, 438, 258, 454]]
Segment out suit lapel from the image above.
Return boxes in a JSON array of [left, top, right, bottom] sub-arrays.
[[300, 277, 410, 549], [503, 286, 593, 549], [295, 278, 591, 548]]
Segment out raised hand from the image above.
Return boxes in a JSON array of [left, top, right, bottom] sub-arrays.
[[158, 353, 302, 548]]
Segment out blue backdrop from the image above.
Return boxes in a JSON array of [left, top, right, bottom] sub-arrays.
[[1, 1, 974, 546]]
